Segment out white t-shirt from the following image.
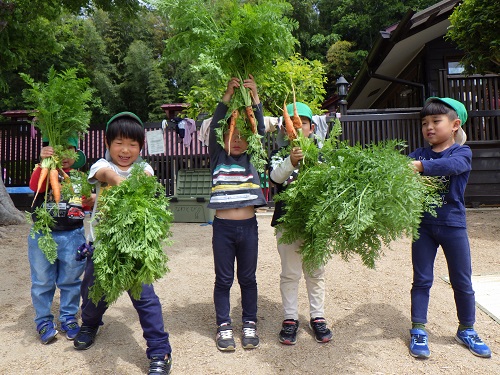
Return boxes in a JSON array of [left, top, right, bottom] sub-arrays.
[[88, 158, 154, 184]]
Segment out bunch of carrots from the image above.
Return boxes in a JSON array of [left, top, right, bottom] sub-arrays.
[[226, 96, 258, 156], [32, 156, 63, 206]]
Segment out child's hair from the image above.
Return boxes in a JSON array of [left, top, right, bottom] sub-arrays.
[[420, 98, 459, 122], [106, 113, 145, 149]]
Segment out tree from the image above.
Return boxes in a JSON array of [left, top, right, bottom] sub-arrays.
[[446, 0, 500, 75], [326, 40, 367, 83], [0, 171, 25, 226]]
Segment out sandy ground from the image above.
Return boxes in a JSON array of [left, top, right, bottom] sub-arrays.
[[0, 209, 499, 375]]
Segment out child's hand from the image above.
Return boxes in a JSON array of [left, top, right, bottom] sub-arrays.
[[222, 77, 240, 104], [243, 74, 260, 104], [40, 146, 54, 160], [411, 160, 423, 172], [82, 193, 96, 209], [290, 147, 304, 167]]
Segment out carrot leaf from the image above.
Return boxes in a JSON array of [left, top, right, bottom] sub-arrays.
[[89, 164, 174, 305]]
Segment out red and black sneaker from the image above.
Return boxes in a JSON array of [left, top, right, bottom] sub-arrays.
[[309, 317, 333, 343], [279, 319, 299, 345]]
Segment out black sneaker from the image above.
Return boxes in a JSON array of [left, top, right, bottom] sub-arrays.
[[279, 319, 299, 345], [73, 324, 99, 350], [216, 323, 236, 351], [241, 321, 260, 349], [149, 355, 172, 375], [309, 317, 333, 343]]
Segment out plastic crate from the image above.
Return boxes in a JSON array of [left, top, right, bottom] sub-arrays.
[[169, 168, 215, 223]]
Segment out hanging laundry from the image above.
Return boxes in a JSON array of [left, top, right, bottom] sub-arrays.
[[172, 117, 186, 139], [182, 118, 197, 147], [198, 117, 212, 147]]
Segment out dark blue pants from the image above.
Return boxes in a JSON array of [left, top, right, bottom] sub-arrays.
[[80, 257, 171, 358], [212, 216, 259, 326], [411, 224, 475, 326]]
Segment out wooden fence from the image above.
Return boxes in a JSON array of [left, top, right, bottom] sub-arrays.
[[2, 107, 499, 207]]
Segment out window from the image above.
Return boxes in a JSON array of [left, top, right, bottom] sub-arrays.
[[447, 61, 465, 75]]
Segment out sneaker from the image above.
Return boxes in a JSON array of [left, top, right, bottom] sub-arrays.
[[74, 324, 99, 350], [455, 328, 492, 358], [216, 323, 236, 351], [309, 317, 333, 343], [37, 321, 58, 344], [279, 319, 299, 345], [241, 321, 260, 349], [409, 328, 431, 359], [60, 318, 80, 340], [149, 354, 172, 375]]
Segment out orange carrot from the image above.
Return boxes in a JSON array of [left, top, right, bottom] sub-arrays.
[[60, 168, 70, 182], [32, 166, 49, 206], [292, 83, 302, 130], [49, 169, 61, 203], [245, 106, 257, 134], [283, 100, 297, 140], [228, 109, 239, 155]]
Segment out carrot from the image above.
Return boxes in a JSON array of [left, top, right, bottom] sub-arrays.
[[60, 168, 70, 182], [245, 106, 257, 134], [291, 83, 302, 130], [228, 109, 239, 155], [283, 100, 297, 140], [50, 169, 61, 203], [32, 166, 49, 206]]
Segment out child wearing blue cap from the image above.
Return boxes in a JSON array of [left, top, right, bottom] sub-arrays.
[[269, 101, 333, 345], [408, 97, 491, 359]]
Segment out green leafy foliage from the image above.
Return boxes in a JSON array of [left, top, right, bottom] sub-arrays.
[[61, 170, 93, 200], [20, 66, 92, 150], [89, 165, 173, 305], [159, 0, 298, 110], [27, 207, 58, 264], [259, 54, 327, 117], [446, 0, 500, 75], [274, 121, 443, 271]]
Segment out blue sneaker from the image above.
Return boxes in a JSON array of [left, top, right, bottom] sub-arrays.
[[409, 328, 430, 359], [61, 318, 80, 340], [37, 321, 58, 344], [455, 328, 492, 358]]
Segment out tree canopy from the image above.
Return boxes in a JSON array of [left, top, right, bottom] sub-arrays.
[[446, 0, 500, 75], [0, 0, 498, 122]]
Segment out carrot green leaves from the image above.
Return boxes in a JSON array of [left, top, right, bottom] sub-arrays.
[[274, 122, 443, 271], [89, 165, 174, 305]]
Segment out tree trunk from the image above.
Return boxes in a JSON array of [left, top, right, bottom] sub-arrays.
[[0, 176, 26, 226]]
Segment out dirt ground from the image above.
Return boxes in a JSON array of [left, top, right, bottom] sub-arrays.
[[0, 209, 499, 375]]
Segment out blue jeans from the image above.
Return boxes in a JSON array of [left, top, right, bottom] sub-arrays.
[[80, 257, 172, 359], [411, 224, 475, 326], [28, 226, 86, 327], [212, 216, 259, 326]]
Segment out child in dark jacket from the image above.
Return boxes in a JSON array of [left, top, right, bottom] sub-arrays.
[[208, 75, 267, 351], [408, 97, 491, 359]]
